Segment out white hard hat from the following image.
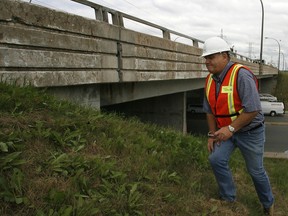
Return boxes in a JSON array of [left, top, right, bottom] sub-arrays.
[[202, 37, 231, 57]]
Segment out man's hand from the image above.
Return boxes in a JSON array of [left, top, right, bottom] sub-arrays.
[[207, 127, 233, 153], [207, 137, 215, 153], [207, 132, 219, 153], [214, 126, 233, 142]]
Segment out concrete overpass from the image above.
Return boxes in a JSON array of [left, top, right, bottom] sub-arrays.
[[0, 0, 278, 133]]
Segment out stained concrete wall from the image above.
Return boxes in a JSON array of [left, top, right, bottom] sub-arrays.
[[259, 76, 278, 94], [0, 0, 205, 87]]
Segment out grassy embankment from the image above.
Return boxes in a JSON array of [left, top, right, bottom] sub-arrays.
[[0, 82, 288, 216]]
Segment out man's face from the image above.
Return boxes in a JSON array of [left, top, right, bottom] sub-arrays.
[[204, 53, 228, 75]]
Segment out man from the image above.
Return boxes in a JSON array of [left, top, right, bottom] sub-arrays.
[[202, 37, 274, 215]]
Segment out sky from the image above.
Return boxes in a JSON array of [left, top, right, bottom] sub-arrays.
[[24, 0, 288, 69]]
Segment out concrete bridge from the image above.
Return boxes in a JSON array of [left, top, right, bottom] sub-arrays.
[[0, 0, 278, 133]]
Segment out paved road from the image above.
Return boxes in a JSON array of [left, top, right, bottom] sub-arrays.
[[265, 114, 288, 152], [187, 113, 288, 153]]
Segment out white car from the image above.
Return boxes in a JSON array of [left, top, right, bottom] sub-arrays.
[[260, 100, 285, 116], [259, 93, 277, 102]]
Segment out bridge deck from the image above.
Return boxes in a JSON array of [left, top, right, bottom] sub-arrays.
[[0, 0, 277, 87]]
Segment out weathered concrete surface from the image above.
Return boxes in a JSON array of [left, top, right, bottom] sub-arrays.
[[0, 0, 207, 87], [100, 79, 206, 106], [46, 84, 101, 108], [0, 0, 278, 87]]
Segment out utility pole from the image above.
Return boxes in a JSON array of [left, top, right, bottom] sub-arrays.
[[259, 0, 264, 75]]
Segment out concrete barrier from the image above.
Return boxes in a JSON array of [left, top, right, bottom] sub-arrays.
[[264, 152, 288, 159], [0, 0, 206, 87]]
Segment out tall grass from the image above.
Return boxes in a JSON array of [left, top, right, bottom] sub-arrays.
[[0, 83, 287, 215]]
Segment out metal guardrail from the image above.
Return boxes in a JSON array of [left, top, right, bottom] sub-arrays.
[[71, 0, 204, 47], [70, 0, 256, 62]]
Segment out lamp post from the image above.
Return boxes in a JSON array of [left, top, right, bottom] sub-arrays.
[[259, 0, 264, 75], [265, 37, 281, 72]]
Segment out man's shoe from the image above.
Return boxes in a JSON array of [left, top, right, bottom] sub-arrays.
[[263, 203, 274, 215]]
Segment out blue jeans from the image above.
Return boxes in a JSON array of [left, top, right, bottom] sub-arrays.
[[208, 124, 274, 208]]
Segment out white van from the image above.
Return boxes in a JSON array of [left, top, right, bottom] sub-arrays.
[[260, 100, 285, 116]]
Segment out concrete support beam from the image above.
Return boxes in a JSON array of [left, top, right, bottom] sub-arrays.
[[100, 79, 206, 106], [46, 84, 101, 108], [258, 76, 278, 94]]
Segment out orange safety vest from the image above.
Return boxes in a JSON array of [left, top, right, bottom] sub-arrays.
[[205, 63, 258, 128]]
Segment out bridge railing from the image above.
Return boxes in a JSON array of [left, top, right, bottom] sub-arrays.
[[71, 0, 204, 48], [71, 0, 272, 72], [0, 0, 278, 88]]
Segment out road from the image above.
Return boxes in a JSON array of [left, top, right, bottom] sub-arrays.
[[265, 114, 288, 152], [187, 113, 288, 153]]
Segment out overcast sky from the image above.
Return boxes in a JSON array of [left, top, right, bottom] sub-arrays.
[[25, 0, 288, 69]]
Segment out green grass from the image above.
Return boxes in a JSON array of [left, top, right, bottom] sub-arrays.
[[0, 82, 287, 216]]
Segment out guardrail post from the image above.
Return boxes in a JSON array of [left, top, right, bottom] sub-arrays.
[[162, 30, 170, 40], [112, 12, 124, 27], [94, 7, 102, 21], [192, 40, 199, 48], [93, 7, 109, 23], [102, 9, 109, 23]]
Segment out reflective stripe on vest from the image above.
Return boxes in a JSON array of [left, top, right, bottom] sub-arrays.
[[205, 63, 245, 127], [228, 64, 244, 122]]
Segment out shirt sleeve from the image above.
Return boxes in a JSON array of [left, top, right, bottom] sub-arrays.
[[203, 90, 212, 113], [237, 68, 262, 112]]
